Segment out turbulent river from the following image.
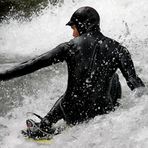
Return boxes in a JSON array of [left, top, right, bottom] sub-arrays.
[[0, 0, 148, 147]]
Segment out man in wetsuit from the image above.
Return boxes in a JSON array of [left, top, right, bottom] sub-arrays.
[[0, 7, 145, 137]]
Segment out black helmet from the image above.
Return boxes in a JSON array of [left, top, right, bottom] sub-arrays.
[[66, 6, 100, 35]]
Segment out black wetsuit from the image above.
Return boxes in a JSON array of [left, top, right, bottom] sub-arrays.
[[0, 27, 144, 125]]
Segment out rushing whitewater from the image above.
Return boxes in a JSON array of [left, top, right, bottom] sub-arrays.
[[0, 0, 148, 147]]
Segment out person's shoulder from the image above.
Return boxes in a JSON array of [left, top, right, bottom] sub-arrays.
[[69, 34, 87, 45], [66, 36, 87, 52], [101, 35, 120, 47], [101, 34, 131, 56], [55, 41, 74, 51], [103, 34, 127, 49]]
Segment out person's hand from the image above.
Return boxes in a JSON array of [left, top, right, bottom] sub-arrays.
[[133, 87, 147, 98]]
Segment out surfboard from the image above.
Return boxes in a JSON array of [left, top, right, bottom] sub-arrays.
[[22, 128, 54, 145], [25, 137, 53, 144]]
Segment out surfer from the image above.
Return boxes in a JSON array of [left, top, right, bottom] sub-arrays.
[[0, 6, 145, 138]]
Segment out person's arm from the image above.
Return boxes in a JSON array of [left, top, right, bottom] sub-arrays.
[[0, 42, 70, 81], [118, 45, 145, 90]]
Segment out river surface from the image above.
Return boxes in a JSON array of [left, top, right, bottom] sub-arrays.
[[0, 0, 148, 147]]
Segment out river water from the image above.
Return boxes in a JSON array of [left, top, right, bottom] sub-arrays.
[[0, 0, 148, 147]]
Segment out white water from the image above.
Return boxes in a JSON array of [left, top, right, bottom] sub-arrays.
[[0, 0, 148, 147]]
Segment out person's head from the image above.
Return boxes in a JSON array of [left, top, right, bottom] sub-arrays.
[[66, 6, 100, 37]]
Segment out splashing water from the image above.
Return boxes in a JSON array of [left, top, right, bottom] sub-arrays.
[[0, 0, 148, 147]]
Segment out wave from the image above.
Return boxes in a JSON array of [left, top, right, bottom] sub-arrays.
[[0, 0, 148, 147]]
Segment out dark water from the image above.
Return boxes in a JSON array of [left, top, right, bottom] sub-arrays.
[[0, 0, 64, 21]]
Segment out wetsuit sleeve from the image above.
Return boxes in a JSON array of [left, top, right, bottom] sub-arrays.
[[118, 46, 145, 90], [0, 42, 70, 81]]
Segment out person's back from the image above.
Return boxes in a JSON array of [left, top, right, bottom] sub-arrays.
[[63, 30, 117, 121], [61, 23, 144, 123]]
